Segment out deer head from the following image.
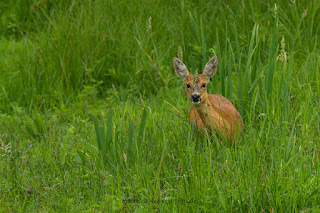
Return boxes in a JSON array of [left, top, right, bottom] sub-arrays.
[[173, 56, 218, 105]]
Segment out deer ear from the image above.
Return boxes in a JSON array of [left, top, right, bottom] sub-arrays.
[[203, 56, 218, 79], [173, 57, 189, 81]]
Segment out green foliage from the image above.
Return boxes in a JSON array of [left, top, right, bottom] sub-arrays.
[[1, 0, 318, 112], [0, 0, 320, 211]]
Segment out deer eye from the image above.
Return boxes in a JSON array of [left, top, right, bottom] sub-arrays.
[[201, 83, 206, 88], [186, 84, 191, 89]]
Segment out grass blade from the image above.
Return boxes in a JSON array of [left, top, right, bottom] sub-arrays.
[[93, 117, 106, 167], [200, 16, 206, 67], [138, 108, 148, 142], [265, 14, 278, 99]]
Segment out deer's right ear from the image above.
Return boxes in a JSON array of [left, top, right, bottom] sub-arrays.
[[173, 57, 189, 81]]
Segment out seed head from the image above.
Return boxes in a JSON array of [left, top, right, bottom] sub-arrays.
[[146, 16, 152, 33], [177, 46, 183, 61], [277, 35, 287, 63], [281, 35, 285, 50], [273, 3, 278, 17], [302, 9, 308, 19]]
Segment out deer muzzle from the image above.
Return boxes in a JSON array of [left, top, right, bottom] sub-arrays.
[[191, 94, 201, 104]]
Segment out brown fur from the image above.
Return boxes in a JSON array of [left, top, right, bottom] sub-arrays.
[[174, 56, 243, 142], [189, 94, 243, 141]]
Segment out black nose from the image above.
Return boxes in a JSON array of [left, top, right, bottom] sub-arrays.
[[191, 94, 200, 102]]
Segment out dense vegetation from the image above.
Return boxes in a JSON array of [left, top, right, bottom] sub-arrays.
[[0, 0, 319, 211]]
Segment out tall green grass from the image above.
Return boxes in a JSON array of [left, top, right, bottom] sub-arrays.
[[0, 0, 319, 211]]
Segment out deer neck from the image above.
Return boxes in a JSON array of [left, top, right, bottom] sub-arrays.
[[194, 95, 218, 128]]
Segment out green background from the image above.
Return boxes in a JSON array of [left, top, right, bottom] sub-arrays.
[[0, 0, 319, 211]]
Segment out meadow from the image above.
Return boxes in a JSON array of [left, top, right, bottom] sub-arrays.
[[0, 0, 319, 211]]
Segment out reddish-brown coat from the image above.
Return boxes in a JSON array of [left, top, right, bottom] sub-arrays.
[[173, 56, 243, 142], [188, 94, 243, 141]]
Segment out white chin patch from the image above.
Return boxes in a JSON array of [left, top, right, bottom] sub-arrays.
[[192, 101, 201, 105]]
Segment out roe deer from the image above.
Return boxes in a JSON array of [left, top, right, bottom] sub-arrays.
[[173, 56, 243, 142]]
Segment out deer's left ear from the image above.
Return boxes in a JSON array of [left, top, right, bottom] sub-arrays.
[[203, 56, 218, 79]]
